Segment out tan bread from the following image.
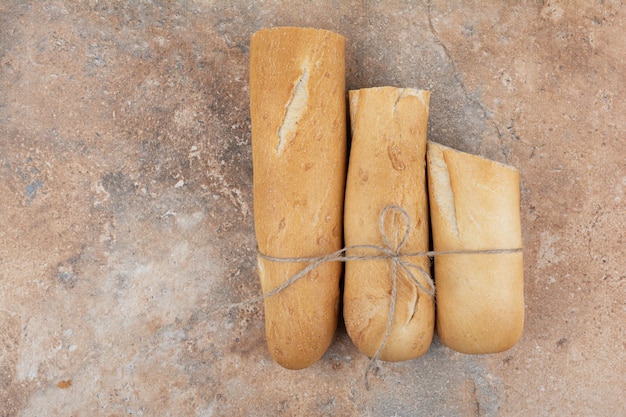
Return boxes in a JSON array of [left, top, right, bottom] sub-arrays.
[[249, 27, 346, 369], [427, 141, 524, 354], [343, 87, 434, 362]]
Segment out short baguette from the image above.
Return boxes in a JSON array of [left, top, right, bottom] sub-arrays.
[[249, 27, 346, 369], [343, 87, 434, 362], [427, 141, 524, 354]]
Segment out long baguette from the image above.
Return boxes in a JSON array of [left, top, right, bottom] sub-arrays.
[[427, 141, 524, 354], [343, 86, 434, 362], [249, 27, 346, 369]]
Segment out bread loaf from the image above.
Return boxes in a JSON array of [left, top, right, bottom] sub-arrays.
[[249, 27, 346, 369], [427, 141, 524, 354], [343, 86, 434, 362]]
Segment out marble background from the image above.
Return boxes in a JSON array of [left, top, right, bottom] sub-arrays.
[[1, 1, 624, 416]]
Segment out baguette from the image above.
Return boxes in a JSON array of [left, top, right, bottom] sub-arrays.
[[249, 27, 346, 369], [343, 86, 434, 362], [427, 141, 524, 354]]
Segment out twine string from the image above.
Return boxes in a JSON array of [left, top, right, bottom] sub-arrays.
[[226, 205, 522, 387]]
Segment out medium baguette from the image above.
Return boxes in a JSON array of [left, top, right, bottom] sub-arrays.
[[427, 141, 524, 354], [249, 27, 346, 369], [343, 86, 434, 362]]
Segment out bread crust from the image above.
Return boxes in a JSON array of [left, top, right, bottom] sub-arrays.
[[343, 86, 434, 362], [250, 27, 346, 369], [427, 141, 524, 354]]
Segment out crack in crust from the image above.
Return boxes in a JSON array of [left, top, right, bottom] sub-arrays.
[[276, 64, 310, 154]]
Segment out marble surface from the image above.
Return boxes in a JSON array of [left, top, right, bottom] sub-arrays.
[[1, 1, 624, 416]]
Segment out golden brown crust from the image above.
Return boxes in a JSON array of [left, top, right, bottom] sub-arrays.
[[343, 86, 434, 362], [249, 27, 346, 369], [427, 141, 524, 354]]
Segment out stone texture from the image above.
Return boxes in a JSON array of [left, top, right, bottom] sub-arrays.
[[1, 1, 624, 416]]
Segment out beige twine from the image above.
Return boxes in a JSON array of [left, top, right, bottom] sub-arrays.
[[226, 205, 522, 388]]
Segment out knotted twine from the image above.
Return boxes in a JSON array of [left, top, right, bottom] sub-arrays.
[[226, 205, 522, 388]]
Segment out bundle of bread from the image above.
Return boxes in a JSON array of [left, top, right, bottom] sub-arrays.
[[248, 26, 523, 369], [249, 27, 347, 369]]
